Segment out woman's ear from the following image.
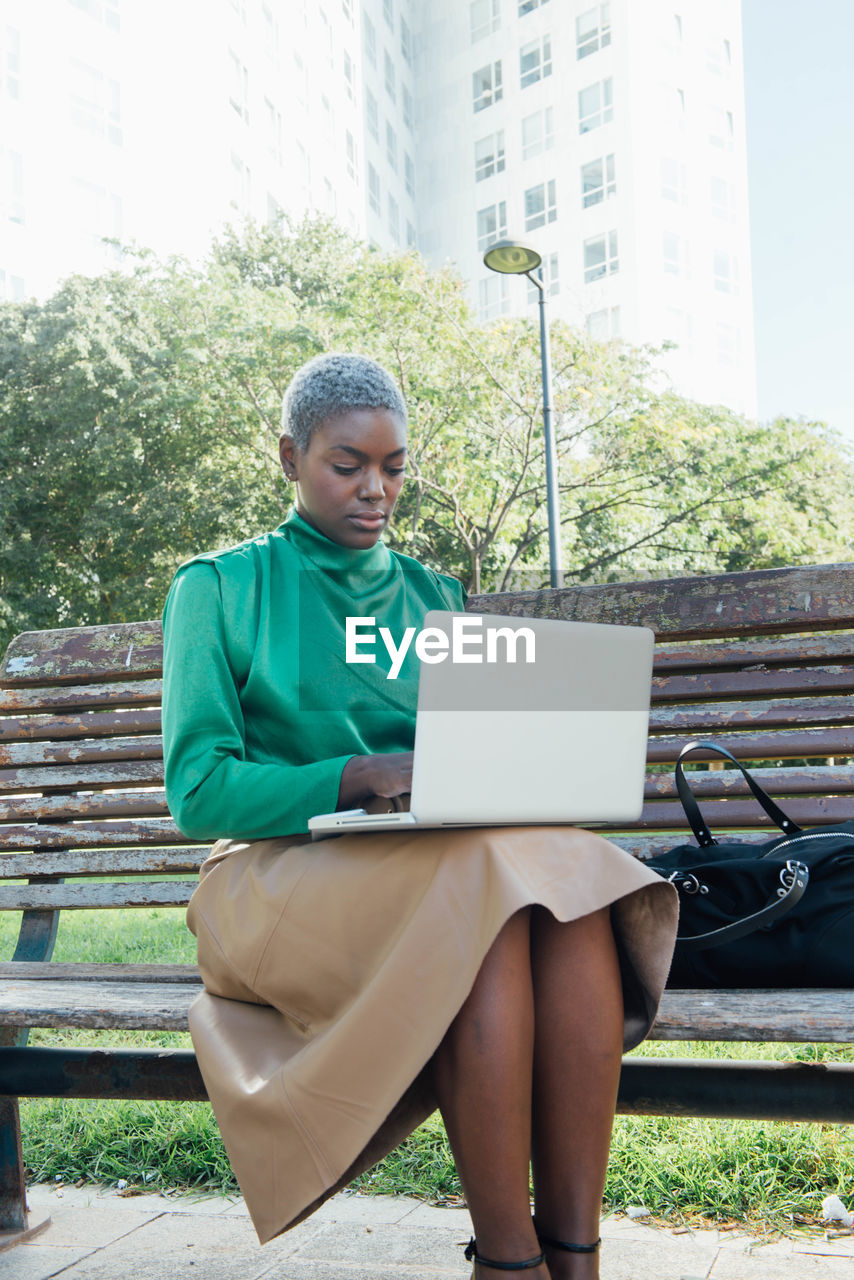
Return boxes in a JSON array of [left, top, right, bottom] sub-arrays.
[[279, 434, 297, 481]]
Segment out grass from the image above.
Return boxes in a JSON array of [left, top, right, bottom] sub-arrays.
[[4, 905, 854, 1227]]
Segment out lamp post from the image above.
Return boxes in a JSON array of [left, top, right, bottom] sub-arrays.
[[483, 239, 563, 589]]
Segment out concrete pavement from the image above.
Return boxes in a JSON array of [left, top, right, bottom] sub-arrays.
[[4, 1184, 854, 1279]]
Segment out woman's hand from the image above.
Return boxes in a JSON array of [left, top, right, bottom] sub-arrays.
[[337, 753, 413, 809]]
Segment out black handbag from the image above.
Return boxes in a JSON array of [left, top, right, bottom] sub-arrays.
[[647, 742, 854, 988]]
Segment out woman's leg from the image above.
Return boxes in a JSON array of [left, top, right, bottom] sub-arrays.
[[431, 908, 548, 1276], [530, 906, 625, 1280]]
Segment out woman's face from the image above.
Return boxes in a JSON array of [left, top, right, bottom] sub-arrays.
[[279, 407, 407, 548]]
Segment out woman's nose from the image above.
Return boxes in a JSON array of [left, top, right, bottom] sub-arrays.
[[358, 469, 385, 499]]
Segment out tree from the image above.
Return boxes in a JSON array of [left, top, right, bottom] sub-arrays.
[[1, 216, 851, 654]]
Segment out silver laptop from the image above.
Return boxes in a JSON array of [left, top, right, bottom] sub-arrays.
[[308, 611, 653, 837]]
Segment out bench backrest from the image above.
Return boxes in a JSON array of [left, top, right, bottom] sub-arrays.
[[2, 561, 853, 963]]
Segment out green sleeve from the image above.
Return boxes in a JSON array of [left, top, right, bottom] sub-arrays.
[[162, 564, 353, 840]]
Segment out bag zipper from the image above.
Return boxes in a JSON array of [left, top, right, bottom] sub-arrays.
[[765, 830, 854, 856]]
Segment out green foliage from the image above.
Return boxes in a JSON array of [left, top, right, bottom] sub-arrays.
[[2, 215, 852, 651]]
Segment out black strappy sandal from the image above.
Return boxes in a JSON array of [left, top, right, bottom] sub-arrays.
[[534, 1223, 601, 1255], [463, 1237, 545, 1275]]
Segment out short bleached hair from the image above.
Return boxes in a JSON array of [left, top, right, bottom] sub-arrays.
[[281, 352, 407, 451]]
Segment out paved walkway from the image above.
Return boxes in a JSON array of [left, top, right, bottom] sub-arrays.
[[5, 1184, 854, 1280]]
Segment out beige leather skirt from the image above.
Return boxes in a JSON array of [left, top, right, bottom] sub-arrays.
[[186, 826, 677, 1244]]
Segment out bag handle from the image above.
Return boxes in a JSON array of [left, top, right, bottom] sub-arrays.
[[675, 740, 802, 848], [674, 858, 809, 950]]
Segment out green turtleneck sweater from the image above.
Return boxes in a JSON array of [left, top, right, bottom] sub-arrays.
[[161, 509, 466, 840]]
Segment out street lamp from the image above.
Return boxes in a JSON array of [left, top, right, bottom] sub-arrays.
[[483, 239, 563, 589]]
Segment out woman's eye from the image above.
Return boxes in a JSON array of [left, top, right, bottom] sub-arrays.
[[333, 466, 359, 475], [386, 467, 406, 477]]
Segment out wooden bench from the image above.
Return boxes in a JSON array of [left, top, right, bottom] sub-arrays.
[[2, 560, 854, 1246]]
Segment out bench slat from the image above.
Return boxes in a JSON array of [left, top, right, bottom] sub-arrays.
[[652, 666, 854, 701], [644, 764, 854, 798], [0, 736, 162, 768], [0, 882, 197, 910], [0, 789, 168, 823], [0, 977, 848, 1041], [0, 680, 162, 714], [0, 963, 201, 982], [649, 989, 854, 1043], [0, 622, 163, 686], [649, 695, 853, 732], [0, 846, 206, 877], [472, 562, 854, 638], [0, 979, 199, 1030], [0, 819, 186, 849], [0, 709, 162, 745], [654, 632, 854, 670], [637, 795, 854, 828], [646, 727, 854, 762], [0, 761, 164, 796]]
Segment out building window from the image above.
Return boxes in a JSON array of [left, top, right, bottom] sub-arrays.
[[321, 92, 334, 140], [724, 38, 732, 64], [230, 152, 251, 209], [68, 59, 123, 144], [346, 130, 358, 181], [471, 0, 500, 42], [577, 4, 611, 59], [229, 0, 247, 21], [661, 157, 687, 203], [475, 130, 506, 181], [527, 252, 559, 302], [228, 50, 249, 122], [403, 84, 414, 129], [578, 78, 612, 132], [521, 107, 554, 159], [519, 0, 549, 14], [584, 230, 619, 282], [401, 16, 412, 62], [383, 0, 393, 29], [343, 50, 355, 101], [386, 121, 398, 171], [711, 176, 735, 220], [364, 14, 377, 65], [524, 179, 556, 230], [716, 321, 739, 365], [3, 26, 21, 98], [477, 200, 508, 250], [261, 3, 280, 62], [520, 35, 552, 88], [586, 306, 620, 340], [69, 0, 121, 31], [264, 98, 282, 163], [581, 155, 615, 207], [674, 13, 682, 40], [713, 250, 738, 293], [368, 164, 381, 214], [4, 150, 24, 224], [663, 232, 689, 276], [366, 88, 379, 138], [479, 274, 512, 320], [388, 192, 400, 242], [578, 3, 612, 59], [473, 60, 503, 112], [709, 106, 734, 148], [384, 50, 396, 100], [404, 152, 415, 197], [407, 219, 416, 248], [342, 0, 354, 21]]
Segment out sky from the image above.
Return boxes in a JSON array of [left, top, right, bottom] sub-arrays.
[[742, 0, 854, 447]]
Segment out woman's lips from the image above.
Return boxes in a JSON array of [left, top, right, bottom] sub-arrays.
[[348, 511, 386, 529]]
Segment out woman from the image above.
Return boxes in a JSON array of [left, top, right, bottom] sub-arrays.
[[162, 352, 677, 1278]]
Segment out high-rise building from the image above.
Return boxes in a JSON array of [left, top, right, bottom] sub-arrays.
[[1, 0, 756, 416]]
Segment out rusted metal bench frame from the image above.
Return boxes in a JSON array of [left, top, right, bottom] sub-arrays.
[[2, 560, 854, 1245]]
